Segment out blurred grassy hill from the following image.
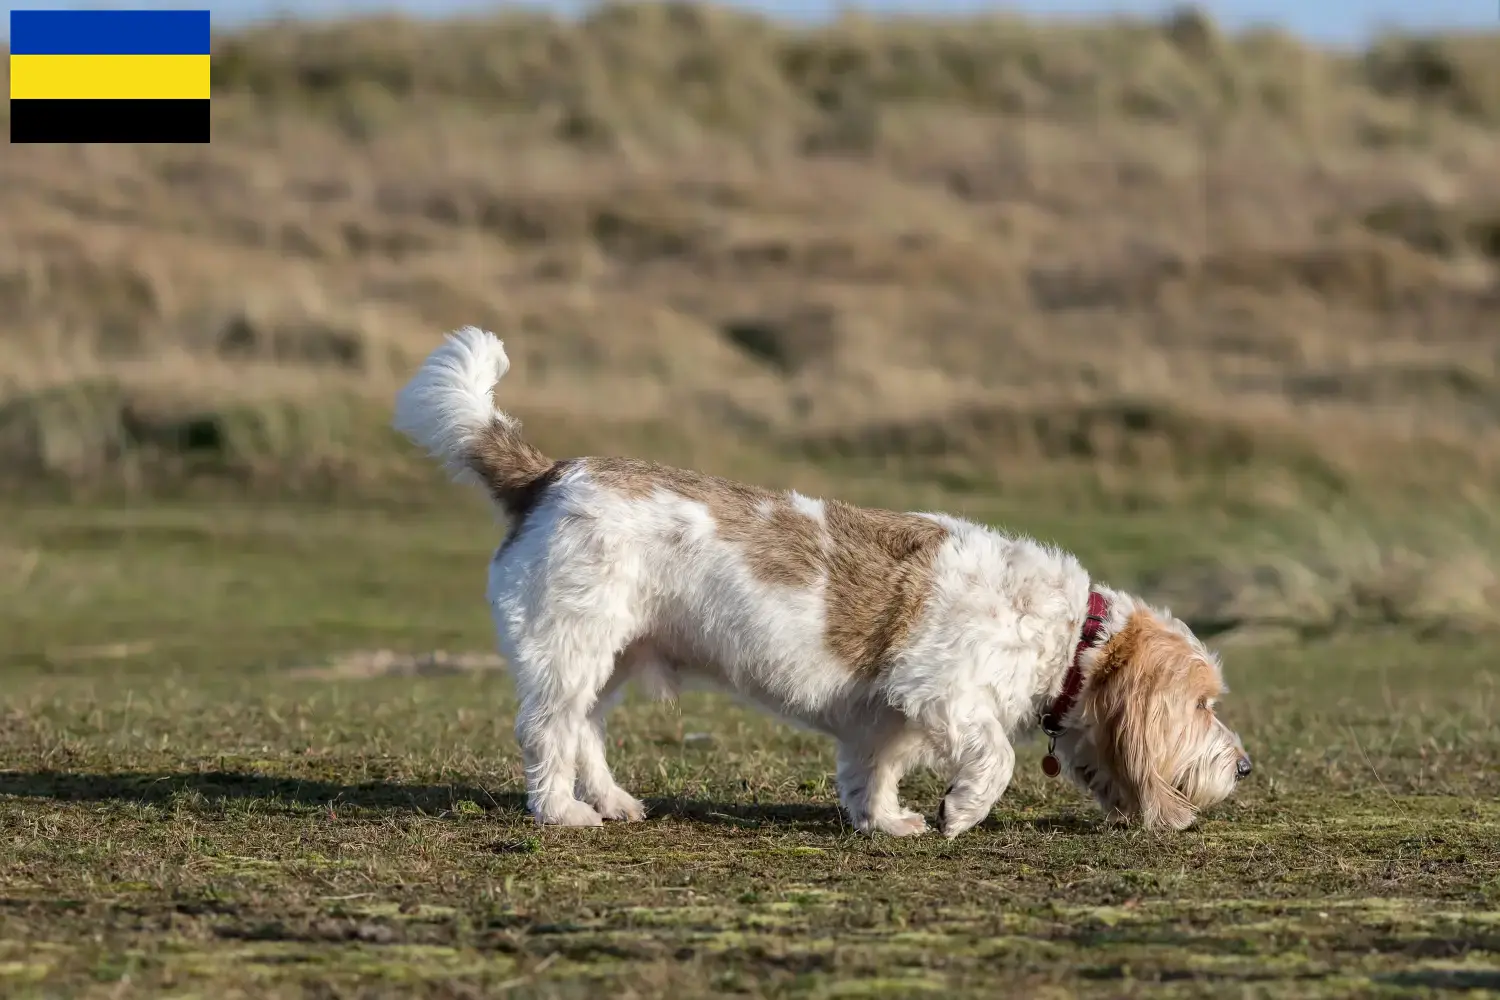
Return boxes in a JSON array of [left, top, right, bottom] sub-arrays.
[[2, 2, 1499, 634]]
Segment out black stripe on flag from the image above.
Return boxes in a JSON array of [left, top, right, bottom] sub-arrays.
[[10, 98, 210, 143]]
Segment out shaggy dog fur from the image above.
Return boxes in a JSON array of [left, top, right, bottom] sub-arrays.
[[393, 328, 1251, 837]]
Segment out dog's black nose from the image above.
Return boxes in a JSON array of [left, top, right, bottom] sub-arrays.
[[1236, 755, 1253, 780]]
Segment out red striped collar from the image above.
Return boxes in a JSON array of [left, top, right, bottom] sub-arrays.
[[1039, 590, 1110, 776]]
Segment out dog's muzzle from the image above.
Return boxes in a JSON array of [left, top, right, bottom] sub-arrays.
[[1235, 754, 1253, 780]]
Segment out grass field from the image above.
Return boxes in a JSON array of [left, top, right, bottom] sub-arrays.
[[1, 500, 1496, 998]]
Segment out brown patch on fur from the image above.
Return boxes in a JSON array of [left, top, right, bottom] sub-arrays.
[[587, 457, 823, 587], [1085, 611, 1223, 830], [467, 419, 567, 533], [586, 457, 947, 674], [823, 502, 949, 675]]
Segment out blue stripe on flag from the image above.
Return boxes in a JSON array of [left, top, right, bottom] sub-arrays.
[[10, 10, 210, 55]]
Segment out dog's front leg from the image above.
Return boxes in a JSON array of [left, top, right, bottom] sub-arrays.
[[935, 714, 1015, 839], [836, 734, 926, 837]]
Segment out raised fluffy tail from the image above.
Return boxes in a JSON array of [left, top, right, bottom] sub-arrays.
[[392, 327, 555, 515]]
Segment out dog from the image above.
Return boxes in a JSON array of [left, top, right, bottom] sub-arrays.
[[393, 327, 1251, 837]]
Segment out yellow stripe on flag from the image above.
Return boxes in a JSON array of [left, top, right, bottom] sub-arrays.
[[10, 54, 210, 100]]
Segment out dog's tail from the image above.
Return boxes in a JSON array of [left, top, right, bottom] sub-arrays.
[[392, 327, 555, 516]]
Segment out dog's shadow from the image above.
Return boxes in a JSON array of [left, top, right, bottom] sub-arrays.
[[0, 767, 523, 814], [0, 768, 848, 830], [0, 769, 1095, 835]]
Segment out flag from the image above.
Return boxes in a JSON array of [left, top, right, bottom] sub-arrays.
[[9, 9, 211, 143]]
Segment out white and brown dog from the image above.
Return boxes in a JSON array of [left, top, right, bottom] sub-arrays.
[[394, 328, 1251, 838]]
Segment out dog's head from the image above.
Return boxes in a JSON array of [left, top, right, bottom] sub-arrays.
[[1051, 608, 1248, 830]]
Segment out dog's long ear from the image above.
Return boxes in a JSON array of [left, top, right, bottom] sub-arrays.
[[1088, 615, 1197, 831]]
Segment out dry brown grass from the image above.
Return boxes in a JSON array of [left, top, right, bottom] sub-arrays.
[[2, 5, 1498, 492]]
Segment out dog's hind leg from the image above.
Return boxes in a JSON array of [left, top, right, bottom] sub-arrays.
[[512, 682, 604, 828], [491, 514, 649, 828], [575, 709, 645, 821], [572, 643, 655, 822], [506, 625, 636, 828]]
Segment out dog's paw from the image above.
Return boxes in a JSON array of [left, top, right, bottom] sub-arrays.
[[850, 809, 927, 837], [876, 810, 928, 837], [591, 787, 648, 822], [535, 799, 605, 828], [936, 794, 984, 839]]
